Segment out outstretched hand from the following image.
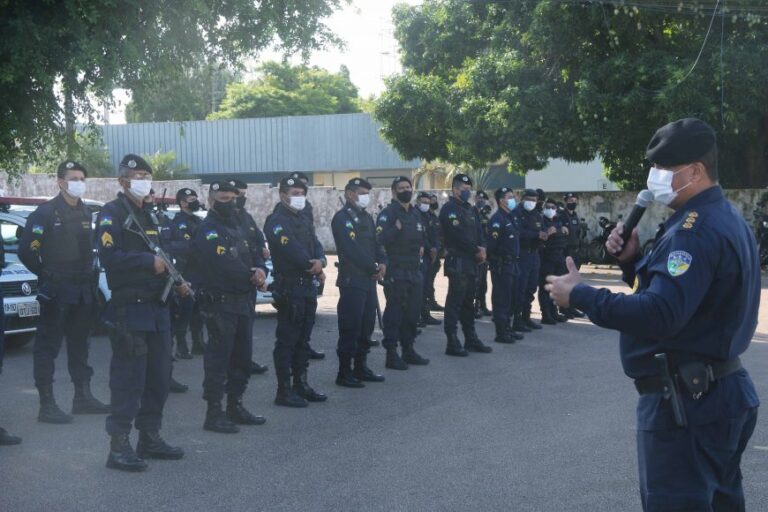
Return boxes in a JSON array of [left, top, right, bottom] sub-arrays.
[[544, 257, 582, 308]]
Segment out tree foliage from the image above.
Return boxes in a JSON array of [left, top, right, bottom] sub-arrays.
[[208, 62, 361, 120], [142, 151, 190, 181], [27, 129, 113, 178], [0, 0, 346, 176], [375, 1, 768, 189]]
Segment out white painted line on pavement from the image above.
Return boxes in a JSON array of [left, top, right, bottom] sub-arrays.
[[754, 446, 768, 451]]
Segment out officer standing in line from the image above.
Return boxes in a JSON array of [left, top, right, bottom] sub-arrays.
[[264, 177, 327, 407], [512, 189, 546, 333], [547, 118, 760, 512], [538, 198, 568, 325], [97, 154, 186, 472], [416, 192, 441, 327], [230, 179, 270, 375], [168, 188, 204, 359], [376, 176, 431, 370], [331, 178, 387, 388], [19, 160, 109, 424], [193, 180, 267, 433], [439, 174, 492, 357], [426, 193, 445, 312], [486, 187, 524, 344], [560, 192, 586, 319], [473, 190, 493, 319], [0, 238, 21, 446]]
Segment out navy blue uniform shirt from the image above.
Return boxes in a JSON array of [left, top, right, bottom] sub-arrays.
[[332, 201, 386, 289], [486, 208, 520, 266], [439, 197, 485, 276], [513, 205, 544, 251], [264, 203, 321, 287], [376, 200, 424, 280]]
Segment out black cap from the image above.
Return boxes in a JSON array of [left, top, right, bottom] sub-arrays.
[[429, 193, 437, 199], [452, 174, 472, 186], [119, 154, 152, 174], [417, 191, 431, 200], [175, 188, 197, 203], [523, 189, 538, 198], [288, 171, 310, 183], [391, 175, 412, 188], [280, 176, 308, 192], [544, 197, 557, 205], [209, 180, 239, 193], [476, 190, 489, 200], [345, 178, 372, 191], [228, 179, 248, 190], [536, 188, 545, 200], [646, 117, 716, 167], [56, 160, 87, 179], [563, 192, 577, 200], [494, 187, 513, 202]]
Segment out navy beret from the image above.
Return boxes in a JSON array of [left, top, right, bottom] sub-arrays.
[[119, 154, 152, 174], [280, 176, 308, 192], [646, 118, 716, 167], [175, 188, 197, 202], [345, 178, 372, 191], [417, 191, 431, 200], [228, 179, 248, 189], [391, 175, 412, 188], [476, 190, 489, 200], [209, 180, 238, 194], [56, 160, 87, 178], [563, 192, 577, 200], [288, 171, 310, 183], [494, 187, 513, 201], [523, 189, 538, 198], [452, 174, 473, 186], [535, 188, 545, 199]]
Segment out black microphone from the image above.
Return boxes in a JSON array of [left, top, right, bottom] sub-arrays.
[[619, 189, 654, 253]]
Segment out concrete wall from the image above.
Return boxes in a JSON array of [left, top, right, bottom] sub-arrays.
[[2, 174, 763, 252]]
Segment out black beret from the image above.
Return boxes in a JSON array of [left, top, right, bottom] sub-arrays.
[[119, 154, 152, 174], [494, 187, 513, 201], [417, 191, 431, 200], [544, 197, 558, 205], [429, 193, 438, 199], [345, 178, 372, 191], [209, 180, 238, 193], [563, 192, 577, 200], [476, 190, 489, 200], [228, 179, 248, 189], [175, 188, 198, 203], [288, 171, 310, 183], [535, 188, 545, 199], [646, 117, 716, 167], [391, 175, 412, 188], [452, 174, 473, 186], [56, 160, 87, 178], [280, 176, 308, 192], [523, 189, 538, 198]]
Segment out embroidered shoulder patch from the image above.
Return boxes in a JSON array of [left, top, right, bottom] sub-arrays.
[[378, 215, 388, 223], [345, 220, 354, 230], [349, 231, 356, 239], [448, 213, 457, 220], [272, 225, 283, 235], [32, 225, 44, 235], [101, 232, 113, 248], [30, 240, 41, 251], [178, 223, 187, 230], [206, 230, 218, 240], [280, 235, 289, 245], [667, 251, 692, 277], [216, 246, 226, 255], [99, 217, 112, 227], [491, 222, 501, 229]]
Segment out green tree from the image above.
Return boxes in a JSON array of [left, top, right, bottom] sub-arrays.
[[142, 151, 190, 181], [375, 1, 768, 189], [0, 0, 347, 177], [208, 62, 361, 119], [28, 129, 114, 178]]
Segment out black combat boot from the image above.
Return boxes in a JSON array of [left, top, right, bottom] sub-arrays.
[[37, 384, 73, 424], [569, 308, 586, 318], [402, 344, 430, 365], [0, 427, 21, 446], [307, 344, 325, 360], [473, 301, 483, 319], [226, 395, 266, 425], [524, 313, 543, 330], [422, 308, 441, 326], [204, 401, 240, 433], [174, 331, 192, 360], [275, 376, 308, 408], [540, 305, 557, 325], [464, 330, 493, 353], [71, 381, 110, 415], [250, 361, 269, 375], [136, 431, 184, 460], [293, 370, 327, 402], [106, 433, 148, 472], [353, 354, 385, 382], [191, 329, 206, 355], [445, 333, 468, 357], [494, 323, 515, 344], [385, 347, 409, 370], [336, 354, 365, 388], [169, 375, 188, 393], [561, 307, 575, 320], [513, 313, 532, 333], [553, 305, 568, 323], [429, 298, 445, 312], [506, 324, 524, 341]]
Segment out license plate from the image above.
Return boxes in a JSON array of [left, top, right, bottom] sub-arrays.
[[17, 302, 40, 317]]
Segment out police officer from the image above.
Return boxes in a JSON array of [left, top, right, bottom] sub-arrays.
[[0, 238, 21, 446], [331, 178, 387, 387], [513, 189, 546, 333], [230, 179, 270, 375], [426, 193, 445, 312], [192, 180, 267, 433], [416, 192, 441, 326], [97, 154, 185, 471], [486, 187, 524, 344], [560, 192, 586, 319], [439, 174, 492, 356], [264, 177, 327, 407], [547, 118, 760, 512], [473, 190, 492, 319], [538, 198, 568, 325], [19, 160, 109, 424]]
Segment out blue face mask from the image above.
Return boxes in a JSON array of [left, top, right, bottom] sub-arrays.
[[506, 198, 517, 210], [459, 189, 471, 202]]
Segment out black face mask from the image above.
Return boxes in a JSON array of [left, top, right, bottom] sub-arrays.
[[567, 203, 577, 211], [235, 196, 246, 209], [215, 200, 236, 218], [430, 203, 438, 211], [397, 190, 413, 204], [187, 200, 201, 212]]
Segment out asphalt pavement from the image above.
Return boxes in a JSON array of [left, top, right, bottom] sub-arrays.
[[0, 261, 766, 511]]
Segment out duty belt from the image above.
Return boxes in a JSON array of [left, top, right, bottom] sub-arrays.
[[200, 290, 251, 304], [634, 357, 742, 397], [110, 288, 162, 305]]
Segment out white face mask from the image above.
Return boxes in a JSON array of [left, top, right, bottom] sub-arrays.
[[647, 166, 692, 206], [289, 195, 306, 211], [66, 181, 86, 198], [523, 200, 536, 211], [543, 208, 557, 219], [356, 193, 370, 209], [129, 179, 152, 199], [418, 203, 430, 213]]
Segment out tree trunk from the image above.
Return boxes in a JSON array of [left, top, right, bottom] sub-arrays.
[[62, 71, 76, 157]]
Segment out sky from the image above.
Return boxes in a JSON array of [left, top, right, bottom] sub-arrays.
[[107, 0, 422, 124]]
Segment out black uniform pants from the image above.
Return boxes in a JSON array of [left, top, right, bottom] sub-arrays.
[[202, 307, 253, 402], [565, 245, 582, 269], [336, 281, 376, 357], [538, 254, 567, 314], [106, 328, 172, 436], [491, 264, 517, 327], [170, 294, 194, 337], [33, 298, 95, 387], [475, 262, 489, 304], [430, 258, 441, 302], [273, 289, 316, 380], [516, 250, 540, 316], [444, 273, 477, 336], [382, 276, 422, 350]]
